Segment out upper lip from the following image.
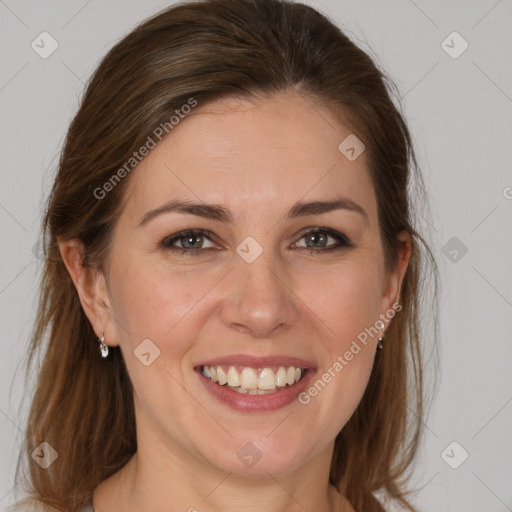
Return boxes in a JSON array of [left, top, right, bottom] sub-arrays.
[[196, 354, 316, 369]]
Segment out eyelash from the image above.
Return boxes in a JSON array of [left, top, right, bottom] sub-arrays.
[[160, 228, 354, 256]]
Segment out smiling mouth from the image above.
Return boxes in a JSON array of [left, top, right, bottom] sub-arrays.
[[200, 365, 307, 395]]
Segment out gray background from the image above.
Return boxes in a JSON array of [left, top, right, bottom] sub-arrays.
[[1, 0, 511, 510]]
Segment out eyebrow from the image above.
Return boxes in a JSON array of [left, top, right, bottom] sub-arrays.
[[137, 196, 369, 227]]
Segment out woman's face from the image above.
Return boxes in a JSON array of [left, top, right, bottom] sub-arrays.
[[79, 92, 408, 478]]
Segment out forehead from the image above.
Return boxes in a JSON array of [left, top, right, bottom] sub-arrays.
[[120, 92, 377, 224]]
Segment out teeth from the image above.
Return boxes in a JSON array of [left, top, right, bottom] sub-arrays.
[[258, 368, 276, 390], [202, 365, 306, 393], [275, 367, 287, 387], [217, 367, 227, 385], [227, 366, 240, 387], [240, 367, 258, 390]]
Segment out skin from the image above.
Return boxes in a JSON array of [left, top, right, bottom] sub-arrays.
[[60, 92, 411, 512]]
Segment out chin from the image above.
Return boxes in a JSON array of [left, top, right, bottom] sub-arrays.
[[202, 434, 314, 478]]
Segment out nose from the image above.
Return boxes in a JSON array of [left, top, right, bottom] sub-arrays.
[[219, 251, 300, 338]]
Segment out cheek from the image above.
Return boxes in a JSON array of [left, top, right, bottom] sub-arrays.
[[108, 254, 227, 369], [110, 247, 383, 371], [110, 254, 192, 336], [296, 261, 381, 419], [301, 258, 383, 344], [107, 261, 205, 419]]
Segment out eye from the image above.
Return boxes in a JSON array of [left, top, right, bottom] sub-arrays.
[[160, 227, 353, 256], [161, 229, 217, 255], [293, 228, 353, 253]]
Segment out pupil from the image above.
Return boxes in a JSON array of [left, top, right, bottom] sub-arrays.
[[306, 232, 326, 248], [183, 233, 202, 249]]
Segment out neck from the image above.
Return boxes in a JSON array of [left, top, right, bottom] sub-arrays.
[[93, 443, 351, 512]]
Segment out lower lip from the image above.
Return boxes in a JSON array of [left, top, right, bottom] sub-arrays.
[[196, 368, 315, 412]]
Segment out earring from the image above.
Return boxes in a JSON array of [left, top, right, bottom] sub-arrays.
[[377, 326, 385, 351], [98, 332, 109, 358]]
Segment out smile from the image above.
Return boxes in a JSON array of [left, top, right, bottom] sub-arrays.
[[195, 355, 315, 411], [201, 365, 306, 394]]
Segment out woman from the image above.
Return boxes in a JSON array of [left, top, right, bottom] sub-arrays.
[[11, 0, 438, 510]]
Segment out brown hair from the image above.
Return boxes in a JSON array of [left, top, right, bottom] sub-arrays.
[[13, 1, 438, 510]]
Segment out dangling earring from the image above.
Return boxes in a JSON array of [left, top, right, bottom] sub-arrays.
[[98, 332, 109, 358], [377, 326, 385, 351]]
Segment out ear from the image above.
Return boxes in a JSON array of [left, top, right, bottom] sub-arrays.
[[57, 237, 119, 347], [379, 230, 412, 323]]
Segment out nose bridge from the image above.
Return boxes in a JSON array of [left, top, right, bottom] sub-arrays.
[[220, 243, 299, 337]]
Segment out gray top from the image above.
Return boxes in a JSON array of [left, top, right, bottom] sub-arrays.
[[7, 502, 93, 511]]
